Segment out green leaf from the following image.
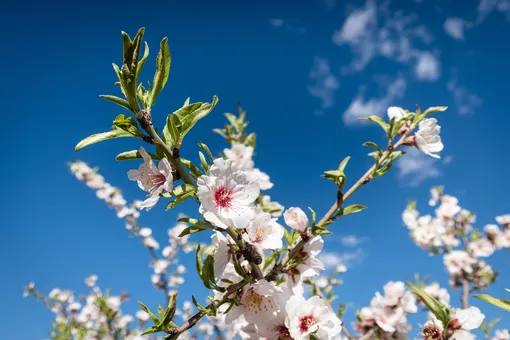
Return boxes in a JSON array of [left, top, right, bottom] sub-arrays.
[[198, 141, 214, 163], [112, 114, 142, 136], [311, 225, 332, 235], [340, 204, 367, 216], [136, 42, 149, 83], [244, 132, 256, 147], [159, 293, 177, 328], [192, 296, 216, 316], [308, 207, 317, 227], [149, 37, 171, 106], [116, 149, 160, 161], [140, 326, 160, 336], [361, 115, 390, 132], [363, 142, 382, 153], [422, 106, 448, 118], [99, 95, 132, 112], [199, 151, 209, 172], [180, 158, 203, 179], [179, 221, 215, 236], [337, 304, 346, 319], [474, 294, 510, 312], [338, 156, 350, 173], [75, 129, 135, 151], [138, 301, 160, 324], [162, 113, 181, 147], [166, 184, 196, 210], [409, 284, 449, 322], [174, 96, 219, 144]]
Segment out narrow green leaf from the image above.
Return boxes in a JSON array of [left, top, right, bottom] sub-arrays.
[[409, 285, 449, 322], [199, 151, 209, 172], [362, 142, 382, 153], [361, 115, 390, 132], [338, 156, 351, 172], [99, 95, 132, 112], [340, 204, 367, 216], [474, 294, 510, 312], [112, 114, 141, 136], [116, 149, 160, 161], [149, 37, 171, 106], [75, 129, 134, 151], [198, 142, 214, 163], [135, 42, 149, 82], [138, 301, 160, 324], [180, 158, 203, 179], [162, 113, 181, 147]]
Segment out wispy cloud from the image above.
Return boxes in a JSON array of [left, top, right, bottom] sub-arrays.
[[269, 18, 284, 28], [476, 0, 510, 23], [447, 70, 482, 115], [332, 0, 437, 81], [444, 17, 467, 40], [340, 235, 368, 247], [320, 249, 366, 269], [396, 148, 442, 186], [343, 74, 406, 125], [308, 57, 340, 114], [269, 18, 306, 33], [414, 51, 440, 81]]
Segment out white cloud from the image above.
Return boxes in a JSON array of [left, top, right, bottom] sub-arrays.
[[444, 17, 466, 40], [396, 148, 441, 186], [343, 74, 406, 125], [447, 71, 482, 115], [332, 1, 436, 78], [414, 52, 440, 81], [269, 19, 284, 27], [340, 235, 368, 247], [477, 0, 510, 23], [320, 249, 366, 269], [308, 57, 339, 112]]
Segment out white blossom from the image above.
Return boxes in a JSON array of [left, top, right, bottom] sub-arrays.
[[127, 147, 173, 210], [443, 250, 476, 275], [496, 214, 510, 227], [467, 238, 495, 257], [85, 275, 98, 288], [493, 329, 510, 340], [414, 118, 443, 159], [284, 207, 309, 232], [197, 158, 259, 229], [245, 211, 284, 250], [285, 295, 342, 339], [451, 306, 485, 330], [224, 143, 254, 172]]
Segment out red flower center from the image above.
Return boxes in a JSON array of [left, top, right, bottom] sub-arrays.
[[214, 186, 232, 209], [275, 324, 291, 339], [299, 315, 317, 333], [148, 172, 167, 192]]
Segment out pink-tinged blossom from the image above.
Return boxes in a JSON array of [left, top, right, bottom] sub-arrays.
[[493, 329, 510, 340], [467, 238, 495, 258], [127, 147, 173, 211], [224, 143, 254, 172], [197, 158, 259, 229], [244, 211, 284, 250], [225, 279, 282, 326], [451, 306, 485, 330], [285, 295, 342, 340], [415, 118, 443, 159], [284, 207, 309, 232], [443, 250, 476, 275]]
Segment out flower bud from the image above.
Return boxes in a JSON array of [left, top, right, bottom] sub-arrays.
[[284, 207, 309, 232]]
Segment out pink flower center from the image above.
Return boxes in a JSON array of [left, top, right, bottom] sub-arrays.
[[275, 324, 291, 339], [299, 315, 317, 333], [214, 186, 232, 209], [148, 172, 167, 192]]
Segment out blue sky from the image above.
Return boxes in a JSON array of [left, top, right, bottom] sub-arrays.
[[2, 0, 510, 338]]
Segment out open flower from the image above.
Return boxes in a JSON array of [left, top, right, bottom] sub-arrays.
[[197, 158, 259, 229], [443, 250, 476, 275], [285, 295, 342, 340], [414, 118, 443, 159], [450, 306, 485, 331], [467, 239, 495, 257], [224, 143, 254, 172], [127, 147, 173, 210], [284, 207, 309, 232], [245, 211, 284, 250]]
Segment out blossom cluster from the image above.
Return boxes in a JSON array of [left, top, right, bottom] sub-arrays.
[[402, 187, 508, 291], [355, 281, 417, 339]]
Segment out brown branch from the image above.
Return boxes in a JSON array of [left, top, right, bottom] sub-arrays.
[[461, 278, 470, 309]]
